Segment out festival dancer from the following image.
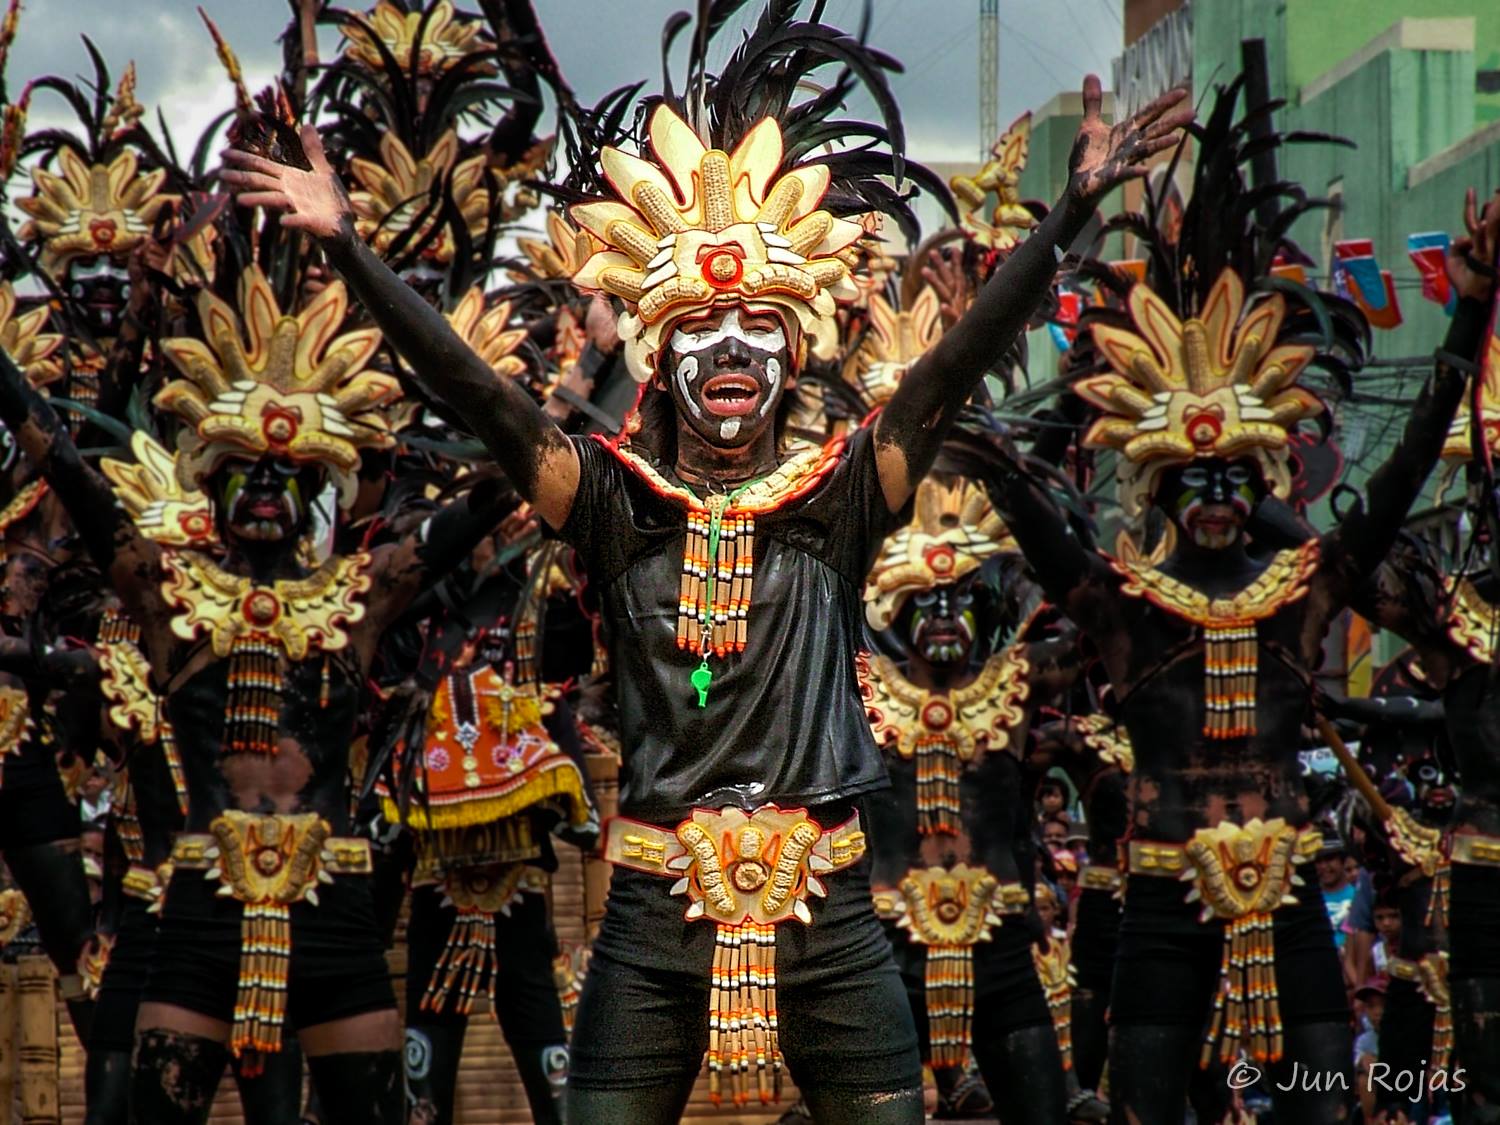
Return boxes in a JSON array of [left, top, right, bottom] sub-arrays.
[[385, 536, 599, 1125], [860, 472, 1076, 1123], [0, 254, 525, 1122], [222, 2, 1190, 1113], [1342, 186, 1500, 1124], [984, 108, 1496, 1121]]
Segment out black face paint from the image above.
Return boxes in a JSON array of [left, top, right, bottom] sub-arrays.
[[896, 575, 980, 667], [1157, 458, 1264, 550], [661, 307, 793, 451], [213, 455, 323, 544], [65, 256, 131, 336]]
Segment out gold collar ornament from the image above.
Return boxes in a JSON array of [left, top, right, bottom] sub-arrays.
[[155, 264, 398, 509], [1072, 713, 1134, 772], [599, 435, 847, 706], [0, 683, 32, 788], [570, 104, 862, 382], [1177, 818, 1318, 1065], [859, 647, 1031, 835], [16, 146, 176, 276], [1112, 541, 1320, 739], [605, 805, 867, 1106], [161, 550, 371, 755], [1076, 269, 1322, 521], [1445, 576, 1500, 665]]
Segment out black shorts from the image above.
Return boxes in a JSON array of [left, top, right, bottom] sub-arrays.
[[570, 841, 921, 1094], [1109, 874, 1348, 1027], [405, 880, 565, 1047], [0, 745, 78, 849], [1071, 885, 1122, 992], [91, 895, 159, 1051], [1449, 863, 1500, 981], [142, 868, 395, 1029], [886, 913, 1051, 1061]]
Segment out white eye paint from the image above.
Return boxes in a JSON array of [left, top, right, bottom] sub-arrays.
[[667, 308, 786, 356], [719, 418, 742, 441]]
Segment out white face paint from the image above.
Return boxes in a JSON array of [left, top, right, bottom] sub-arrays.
[[667, 308, 791, 446]]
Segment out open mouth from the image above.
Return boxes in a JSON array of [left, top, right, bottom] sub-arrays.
[[700, 374, 762, 417], [245, 497, 287, 520]]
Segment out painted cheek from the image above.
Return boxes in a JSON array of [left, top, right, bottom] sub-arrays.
[[1231, 484, 1255, 515]]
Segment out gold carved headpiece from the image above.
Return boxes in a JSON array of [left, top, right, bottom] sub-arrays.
[[154, 265, 398, 508], [842, 288, 942, 410], [101, 432, 215, 547], [950, 112, 1035, 251], [570, 104, 863, 382], [865, 476, 1014, 630], [1440, 335, 1500, 482], [348, 130, 489, 266], [1075, 268, 1321, 519], [0, 282, 63, 389], [341, 0, 494, 77], [17, 147, 176, 276]]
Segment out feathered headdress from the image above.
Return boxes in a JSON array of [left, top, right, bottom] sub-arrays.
[[562, 1, 953, 383], [0, 282, 63, 389], [571, 104, 863, 382], [1075, 269, 1323, 518], [1064, 73, 1367, 520], [17, 146, 174, 276], [154, 265, 399, 507], [865, 476, 1015, 630], [340, 0, 495, 78], [100, 432, 215, 547], [841, 288, 942, 410]]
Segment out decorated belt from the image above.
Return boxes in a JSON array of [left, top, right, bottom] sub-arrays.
[[1080, 864, 1123, 892], [121, 863, 172, 906], [1449, 831, 1500, 868], [870, 864, 1027, 1070], [1125, 820, 1320, 1067], [418, 862, 549, 1017], [603, 805, 864, 1106], [1387, 953, 1454, 1069], [172, 812, 371, 1061]]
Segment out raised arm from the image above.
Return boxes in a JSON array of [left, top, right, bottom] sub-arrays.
[[984, 447, 1115, 636], [0, 349, 157, 604], [366, 475, 525, 630], [874, 77, 1192, 510], [1321, 190, 1499, 593], [220, 127, 580, 530]]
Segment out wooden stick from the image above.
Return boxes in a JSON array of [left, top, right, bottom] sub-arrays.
[[1313, 714, 1394, 821]]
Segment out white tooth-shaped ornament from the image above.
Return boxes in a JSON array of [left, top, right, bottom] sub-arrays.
[[206, 867, 222, 882], [646, 245, 675, 269], [766, 247, 807, 265], [656, 232, 679, 249], [761, 231, 792, 247], [793, 899, 813, 923], [807, 877, 826, 898], [670, 877, 690, 896], [808, 854, 833, 872], [642, 261, 679, 289], [686, 900, 706, 920], [304, 888, 319, 907], [667, 854, 694, 871], [318, 870, 334, 884]]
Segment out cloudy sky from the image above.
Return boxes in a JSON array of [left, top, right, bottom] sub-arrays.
[[7, 0, 1123, 238]]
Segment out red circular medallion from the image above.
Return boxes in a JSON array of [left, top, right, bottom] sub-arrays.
[[921, 700, 953, 730], [243, 590, 282, 628], [700, 248, 744, 290]]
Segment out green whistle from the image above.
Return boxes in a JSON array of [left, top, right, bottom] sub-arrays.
[[691, 662, 713, 708]]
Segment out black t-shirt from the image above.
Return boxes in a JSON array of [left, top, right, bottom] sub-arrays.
[[560, 427, 908, 821]]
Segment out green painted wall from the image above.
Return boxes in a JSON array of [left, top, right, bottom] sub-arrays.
[[1285, 1, 1500, 125]]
